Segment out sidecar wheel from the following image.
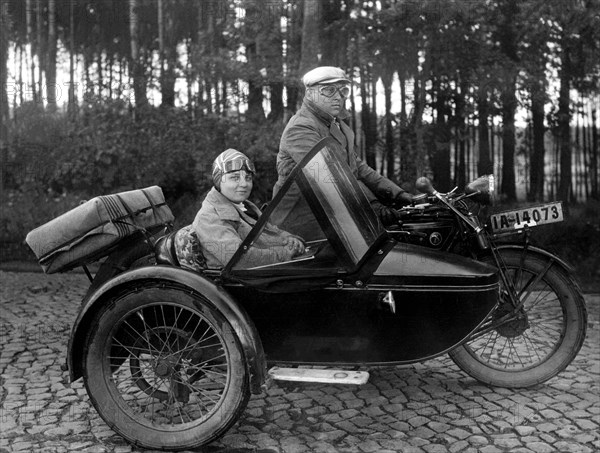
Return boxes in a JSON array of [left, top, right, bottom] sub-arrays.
[[82, 286, 249, 451], [449, 250, 587, 388]]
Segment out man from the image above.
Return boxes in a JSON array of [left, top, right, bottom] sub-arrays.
[[271, 66, 412, 239]]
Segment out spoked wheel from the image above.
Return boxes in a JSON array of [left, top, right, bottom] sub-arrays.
[[449, 249, 587, 388], [83, 286, 249, 451]]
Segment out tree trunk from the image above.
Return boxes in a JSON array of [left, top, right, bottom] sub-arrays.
[[196, 3, 208, 115], [477, 84, 492, 176], [186, 39, 193, 115], [96, 48, 103, 98], [244, 0, 266, 122], [129, 0, 147, 107], [68, 0, 75, 113], [321, 0, 343, 66], [83, 51, 91, 99], [1, 0, 10, 174], [557, 41, 572, 203], [591, 100, 598, 200], [46, 0, 56, 110], [36, 0, 44, 103], [498, 0, 519, 201], [575, 95, 582, 200], [244, 70, 263, 123], [221, 80, 228, 115], [382, 70, 394, 179], [430, 80, 452, 192], [284, 1, 301, 116], [298, 0, 322, 77], [159, 0, 176, 107], [529, 79, 546, 201], [408, 67, 427, 182], [455, 78, 468, 189], [18, 44, 24, 105], [214, 80, 221, 115], [359, 65, 376, 168], [349, 40, 357, 137], [118, 58, 124, 98], [26, 0, 37, 102], [581, 96, 588, 200], [158, 0, 165, 100], [108, 52, 114, 99], [501, 80, 517, 201], [266, 1, 284, 122]]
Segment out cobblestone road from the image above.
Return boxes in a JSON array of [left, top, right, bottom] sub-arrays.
[[1, 270, 599, 453]]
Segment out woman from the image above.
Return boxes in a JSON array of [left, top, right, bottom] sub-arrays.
[[186, 149, 305, 270]]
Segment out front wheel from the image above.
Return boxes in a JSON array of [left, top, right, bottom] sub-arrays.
[[83, 286, 249, 451], [449, 249, 587, 388]]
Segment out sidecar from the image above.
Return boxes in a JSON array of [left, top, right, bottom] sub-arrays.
[[63, 138, 499, 451]]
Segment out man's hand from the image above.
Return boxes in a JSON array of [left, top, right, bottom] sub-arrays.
[[284, 236, 305, 256], [371, 201, 401, 226], [394, 192, 413, 207]]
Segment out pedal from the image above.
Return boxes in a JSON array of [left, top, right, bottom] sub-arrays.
[[268, 367, 369, 385]]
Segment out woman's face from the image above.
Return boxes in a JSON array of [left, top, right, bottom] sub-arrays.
[[220, 170, 253, 203]]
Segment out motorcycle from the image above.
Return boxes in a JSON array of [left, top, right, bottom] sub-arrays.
[[388, 175, 587, 388], [25, 137, 587, 451]]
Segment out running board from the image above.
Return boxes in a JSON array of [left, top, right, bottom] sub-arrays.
[[268, 367, 369, 385]]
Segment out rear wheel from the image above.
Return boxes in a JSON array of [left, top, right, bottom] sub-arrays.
[[449, 249, 587, 388], [83, 286, 249, 451]]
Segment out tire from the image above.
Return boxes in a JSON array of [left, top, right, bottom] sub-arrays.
[[449, 249, 587, 388], [83, 286, 250, 451]]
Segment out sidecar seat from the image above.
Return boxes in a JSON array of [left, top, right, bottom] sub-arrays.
[[155, 225, 207, 272]]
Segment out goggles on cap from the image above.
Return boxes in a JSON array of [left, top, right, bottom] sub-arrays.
[[317, 84, 350, 98]]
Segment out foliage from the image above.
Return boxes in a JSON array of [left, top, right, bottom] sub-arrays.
[[529, 200, 600, 291], [1, 101, 283, 243]]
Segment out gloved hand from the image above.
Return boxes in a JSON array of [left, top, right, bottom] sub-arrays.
[[371, 201, 401, 226], [394, 191, 414, 207]]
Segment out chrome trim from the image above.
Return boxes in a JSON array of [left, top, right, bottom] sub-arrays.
[[361, 283, 498, 292]]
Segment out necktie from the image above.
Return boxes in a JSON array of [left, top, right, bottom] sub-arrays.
[[330, 118, 346, 147]]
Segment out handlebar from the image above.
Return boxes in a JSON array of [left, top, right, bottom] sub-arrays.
[[412, 177, 484, 234]]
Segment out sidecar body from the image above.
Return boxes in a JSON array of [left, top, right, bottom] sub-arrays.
[[69, 137, 499, 381]]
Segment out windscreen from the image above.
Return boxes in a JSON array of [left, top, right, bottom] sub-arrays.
[[298, 145, 384, 264], [225, 139, 385, 274]]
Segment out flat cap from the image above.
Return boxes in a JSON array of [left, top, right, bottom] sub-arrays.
[[302, 66, 350, 86]]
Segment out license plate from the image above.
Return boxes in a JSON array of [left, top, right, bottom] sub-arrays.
[[489, 202, 564, 232]]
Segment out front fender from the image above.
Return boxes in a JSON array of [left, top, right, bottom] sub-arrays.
[[490, 244, 575, 274], [68, 265, 267, 394]]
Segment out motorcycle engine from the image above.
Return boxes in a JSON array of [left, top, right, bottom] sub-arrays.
[[390, 205, 457, 250]]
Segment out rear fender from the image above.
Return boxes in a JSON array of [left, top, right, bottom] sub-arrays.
[[68, 266, 267, 393]]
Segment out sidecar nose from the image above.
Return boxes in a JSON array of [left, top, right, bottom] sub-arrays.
[[371, 243, 498, 287]]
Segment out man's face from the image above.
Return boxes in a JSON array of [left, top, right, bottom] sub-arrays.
[[307, 83, 350, 117]]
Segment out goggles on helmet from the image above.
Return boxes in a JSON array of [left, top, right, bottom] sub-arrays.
[[219, 156, 256, 174], [318, 84, 350, 98]]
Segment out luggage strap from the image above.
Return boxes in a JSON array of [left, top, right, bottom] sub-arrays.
[[114, 191, 166, 245], [114, 193, 140, 231], [140, 188, 165, 223]]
